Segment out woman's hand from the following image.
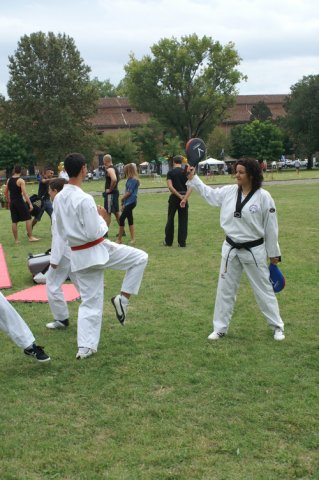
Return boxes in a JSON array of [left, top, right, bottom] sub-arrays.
[[270, 257, 280, 265]]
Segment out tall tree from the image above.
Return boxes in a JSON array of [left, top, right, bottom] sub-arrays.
[[6, 32, 99, 165], [207, 126, 231, 159], [124, 34, 245, 143], [230, 120, 283, 161], [284, 75, 319, 168], [250, 101, 273, 122], [97, 131, 138, 165]]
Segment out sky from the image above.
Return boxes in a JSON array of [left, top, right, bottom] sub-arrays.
[[1, 0, 319, 98]]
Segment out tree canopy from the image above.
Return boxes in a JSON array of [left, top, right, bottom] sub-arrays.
[[0, 131, 31, 175], [230, 120, 284, 161], [250, 101, 273, 122], [284, 75, 319, 164], [6, 31, 99, 165], [124, 34, 245, 144]]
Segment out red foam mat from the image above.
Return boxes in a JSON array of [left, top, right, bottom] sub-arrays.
[[5, 284, 80, 303], [0, 244, 12, 289]]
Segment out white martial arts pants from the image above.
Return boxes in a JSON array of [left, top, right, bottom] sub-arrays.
[[46, 255, 78, 321], [213, 252, 284, 334], [74, 243, 148, 350], [0, 292, 35, 349]]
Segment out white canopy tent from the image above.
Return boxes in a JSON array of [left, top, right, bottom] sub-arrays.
[[198, 158, 225, 166]]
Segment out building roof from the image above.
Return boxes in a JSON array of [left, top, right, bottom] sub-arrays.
[[91, 94, 288, 132]]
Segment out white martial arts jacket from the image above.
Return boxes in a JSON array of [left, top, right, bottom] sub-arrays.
[[187, 175, 281, 261], [50, 209, 71, 266], [54, 184, 109, 272]]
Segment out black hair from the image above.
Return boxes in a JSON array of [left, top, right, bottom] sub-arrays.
[[49, 177, 68, 192], [13, 165, 22, 174], [234, 157, 263, 191], [64, 153, 86, 178], [172, 155, 183, 165]]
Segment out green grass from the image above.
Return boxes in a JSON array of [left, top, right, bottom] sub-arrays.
[[0, 180, 318, 479]]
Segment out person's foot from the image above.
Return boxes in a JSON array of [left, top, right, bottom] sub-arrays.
[[28, 236, 40, 242], [116, 238, 122, 244], [129, 240, 136, 245], [46, 319, 69, 329], [76, 347, 96, 359], [163, 241, 172, 247], [273, 328, 285, 341], [207, 331, 225, 340], [15, 240, 20, 244], [111, 295, 128, 325], [24, 343, 50, 362]]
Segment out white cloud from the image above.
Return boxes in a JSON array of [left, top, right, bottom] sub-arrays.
[[0, 0, 319, 97]]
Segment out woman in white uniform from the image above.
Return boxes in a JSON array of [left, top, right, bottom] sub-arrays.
[[186, 158, 285, 341]]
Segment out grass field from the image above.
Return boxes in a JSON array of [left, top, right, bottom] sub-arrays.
[[0, 178, 318, 479]]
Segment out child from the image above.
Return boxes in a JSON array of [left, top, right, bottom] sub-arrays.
[[46, 177, 78, 329], [0, 291, 50, 362], [116, 163, 140, 245]]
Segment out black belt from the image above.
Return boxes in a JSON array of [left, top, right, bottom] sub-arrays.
[[225, 236, 264, 271]]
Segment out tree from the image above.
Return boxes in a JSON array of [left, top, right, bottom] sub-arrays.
[[207, 126, 231, 159], [0, 131, 31, 175], [124, 34, 245, 144], [250, 101, 273, 122], [132, 118, 165, 163], [230, 120, 283, 161], [90, 78, 118, 97], [6, 32, 99, 165], [97, 131, 138, 165], [284, 75, 319, 168]]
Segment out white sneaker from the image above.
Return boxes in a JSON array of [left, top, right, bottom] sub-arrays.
[[111, 295, 128, 325], [76, 347, 96, 359], [274, 328, 285, 341], [208, 331, 225, 340], [46, 320, 69, 329]]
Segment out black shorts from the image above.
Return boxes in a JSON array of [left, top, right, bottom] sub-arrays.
[[10, 199, 31, 223], [104, 191, 119, 214]]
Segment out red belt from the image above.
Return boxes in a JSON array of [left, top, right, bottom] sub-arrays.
[[71, 237, 105, 251]]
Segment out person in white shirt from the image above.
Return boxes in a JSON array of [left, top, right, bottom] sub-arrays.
[[53, 153, 148, 359], [0, 292, 50, 362], [186, 157, 285, 342], [46, 177, 78, 329]]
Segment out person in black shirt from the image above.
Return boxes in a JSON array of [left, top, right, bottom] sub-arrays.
[[163, 155, 192, 247], [32, 167, 54, 229], [7, 165, 39, 243], [103, 154, 121, 230]]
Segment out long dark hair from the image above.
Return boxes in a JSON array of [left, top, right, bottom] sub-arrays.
[[234, 157, 263, 191]]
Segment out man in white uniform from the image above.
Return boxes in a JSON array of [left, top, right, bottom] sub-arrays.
[[53, 153, 148, 359], [46, 177, 78, 329], [186, 158, 285, 341], [0, 292, 50, 362]]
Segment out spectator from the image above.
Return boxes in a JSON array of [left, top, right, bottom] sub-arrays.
[[32, 167, 54, 229], [7, 165, 39, 243]]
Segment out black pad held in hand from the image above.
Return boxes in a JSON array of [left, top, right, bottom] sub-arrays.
[[186, 138, 206, 166]]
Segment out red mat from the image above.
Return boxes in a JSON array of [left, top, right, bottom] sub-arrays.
[[0, 244, 12, 289], [5, 284, 80, 303]]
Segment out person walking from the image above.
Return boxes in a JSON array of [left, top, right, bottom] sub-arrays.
[[0, 291, 50, 362], [116, 163, 140, 245], [164, 155, 192, 248], [53, 153, 148, 360], [186, 157, 285, 341], [7, 165, 39, 243]]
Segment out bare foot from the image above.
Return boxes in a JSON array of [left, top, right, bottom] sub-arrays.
[[28, 236, 40, 242]]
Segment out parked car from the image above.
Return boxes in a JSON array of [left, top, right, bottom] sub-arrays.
[[277, 159, 294, 169]]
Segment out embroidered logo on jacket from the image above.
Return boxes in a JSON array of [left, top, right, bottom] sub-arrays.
[[269, 207, 276, 213], [249, 204, 258, 213]]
